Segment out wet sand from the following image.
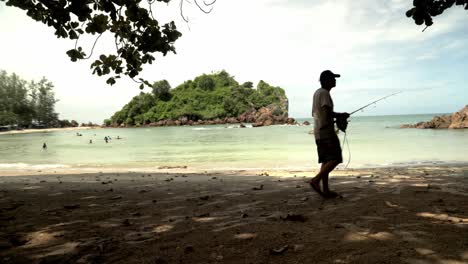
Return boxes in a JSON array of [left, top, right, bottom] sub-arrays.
[[0, 166, 467, 264]]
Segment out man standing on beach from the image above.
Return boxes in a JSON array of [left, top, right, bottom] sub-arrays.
[[309, 70, 349, 198]]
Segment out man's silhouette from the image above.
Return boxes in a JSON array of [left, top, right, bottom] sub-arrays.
[[309, 70, 349, 198]]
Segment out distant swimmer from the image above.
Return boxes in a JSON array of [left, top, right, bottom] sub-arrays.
[[89, 139, 93, 144], [104, 136, 108, 143], [117, 136, 121, 140], [42, 142, 47, 150]]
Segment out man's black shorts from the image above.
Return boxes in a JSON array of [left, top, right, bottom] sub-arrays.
[[315, 134, 343, 164]]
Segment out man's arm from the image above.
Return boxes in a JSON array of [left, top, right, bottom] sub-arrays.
[[333, 112, 350, 119], [322, 105, 335, 127], [323, 107, 349, 124]]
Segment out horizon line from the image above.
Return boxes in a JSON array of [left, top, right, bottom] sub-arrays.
[[292, 112, 451, 119]]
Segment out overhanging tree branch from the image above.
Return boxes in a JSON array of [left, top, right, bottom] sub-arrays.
[[83, 33, 103, 60], [194, 0, 214, 14], [2, 0, 217, 89], [406, 0, 468, 30], [179, 0, 217, 23]]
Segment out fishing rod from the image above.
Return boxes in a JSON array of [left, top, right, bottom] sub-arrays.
[[349, 91, 403, 116], [336, 91, 403, 131], [337, 91, 402, 169]]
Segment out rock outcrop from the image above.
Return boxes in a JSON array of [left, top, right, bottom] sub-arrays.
[[248, 103, 295, 127], [401, 105, 468, 129], [120, 104, 296, 128]]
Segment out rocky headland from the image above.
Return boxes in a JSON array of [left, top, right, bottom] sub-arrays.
[[401, 105, 468, 129]]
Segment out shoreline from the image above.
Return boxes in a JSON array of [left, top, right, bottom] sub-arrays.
[[1, 162, 467, 177], [0, 123, 313, 136], [0, 126, 100, 135]]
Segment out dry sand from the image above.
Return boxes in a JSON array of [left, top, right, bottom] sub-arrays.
[[0, 166, 467, 264]]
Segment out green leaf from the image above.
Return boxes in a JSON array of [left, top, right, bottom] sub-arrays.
[[106, 77, 116, 85], [69, 30, 78, 39]]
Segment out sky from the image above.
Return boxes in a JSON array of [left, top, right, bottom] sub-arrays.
[[0, 0, 467, 123]]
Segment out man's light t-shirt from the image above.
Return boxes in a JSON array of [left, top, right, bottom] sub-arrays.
[[312, 88, 335, 139]]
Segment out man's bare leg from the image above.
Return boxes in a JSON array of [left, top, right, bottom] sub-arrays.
[[310, 161, 339, 197], [309, 161, 339, 197], [321, 160, 340, 197], [312, 161, 339, 183]]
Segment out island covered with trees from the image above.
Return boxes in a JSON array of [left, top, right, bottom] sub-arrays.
[[105, 70, 296, 127]]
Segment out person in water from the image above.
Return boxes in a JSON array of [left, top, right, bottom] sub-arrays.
[[42, 142, 47, 150], [309, 70, 349, 199]]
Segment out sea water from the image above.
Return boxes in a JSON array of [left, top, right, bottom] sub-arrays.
[[0, 114, 467, 171]]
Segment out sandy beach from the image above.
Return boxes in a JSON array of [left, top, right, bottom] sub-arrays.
[[0, 166, 467, 264]]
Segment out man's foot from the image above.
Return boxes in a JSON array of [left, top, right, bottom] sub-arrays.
[[323, 190, 341, 199], [308, 180, 326, 198]]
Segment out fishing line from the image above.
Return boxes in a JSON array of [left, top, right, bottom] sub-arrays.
[[341, 131, 351, 169], [339, 91, 403, 169]]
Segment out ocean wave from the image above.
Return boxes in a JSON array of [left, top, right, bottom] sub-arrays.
[[350, 160, 467, 169], [192, 125, 253, 130], [0, 163, 70, 169]]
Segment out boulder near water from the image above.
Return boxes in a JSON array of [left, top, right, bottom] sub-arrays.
[[401, 105, 468, 129], [449, 105, 468, 129]]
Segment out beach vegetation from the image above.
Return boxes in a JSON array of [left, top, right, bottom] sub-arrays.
[[0, 70, 60, 128], [1, 0, 214, 89]]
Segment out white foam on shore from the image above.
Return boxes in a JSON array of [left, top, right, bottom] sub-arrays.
[[1, 160, 466, 173], [0, 163, 70, 169]]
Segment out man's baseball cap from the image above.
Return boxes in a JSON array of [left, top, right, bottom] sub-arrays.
[[319, 70, 340, 82]]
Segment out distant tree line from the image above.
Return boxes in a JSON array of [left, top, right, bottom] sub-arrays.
[[106, 70, 287, 126], [0, 70, 78, 128]]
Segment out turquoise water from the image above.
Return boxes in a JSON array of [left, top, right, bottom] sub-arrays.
[[0, 114, 467, 170]]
